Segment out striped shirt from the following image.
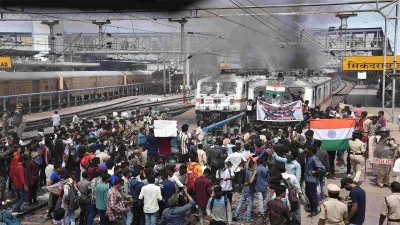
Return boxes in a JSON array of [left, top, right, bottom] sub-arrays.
[[179, 132, 189, 155]]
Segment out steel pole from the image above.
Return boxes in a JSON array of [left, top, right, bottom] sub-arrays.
[[169, 71, 172, 94], [186, 32, 190, 91], [181, 21, 187, 103], [382, 18, 388, 111], [392, 1, 399, 123], [163, 53, 166, 97]]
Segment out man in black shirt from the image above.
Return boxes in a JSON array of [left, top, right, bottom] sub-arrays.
[[267, 185, 290, 225], [341, 177, 366, 225]]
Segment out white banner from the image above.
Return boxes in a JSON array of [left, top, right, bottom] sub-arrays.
[[154, 120, 178, 137], [358, 72, 367, 79], [256, 100, 303, 121]]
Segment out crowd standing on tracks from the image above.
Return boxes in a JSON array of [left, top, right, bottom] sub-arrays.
[[0, 99, 399, 225]]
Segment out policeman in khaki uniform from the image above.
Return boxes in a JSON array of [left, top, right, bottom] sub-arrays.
[[379, 181, 400, 225], [348, 130, 366, 183], [318, 184, 348, 225]]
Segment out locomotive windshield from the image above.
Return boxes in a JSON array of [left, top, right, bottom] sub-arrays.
[[219, 82, 237, 94], [200, 82, 217, 95]]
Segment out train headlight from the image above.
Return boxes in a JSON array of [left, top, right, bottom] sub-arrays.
[[223, 106, 228, 111], [205, 107, 210, 111], [230, 99, 234, 105], [232, 106, 236, 111]]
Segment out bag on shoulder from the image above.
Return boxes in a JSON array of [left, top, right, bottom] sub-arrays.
[[67, 183, 80, 211], [282, 178, 300, 212]]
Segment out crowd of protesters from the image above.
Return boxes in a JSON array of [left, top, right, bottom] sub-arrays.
[[0, 96, 398, 225]]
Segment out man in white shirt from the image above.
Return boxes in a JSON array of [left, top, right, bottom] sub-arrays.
[[138, 175, 163, 224], [225, 147, 246, 173], [51, 111, 61, 133], [216, 162, 235, 204], [72, 114, 79, 126]]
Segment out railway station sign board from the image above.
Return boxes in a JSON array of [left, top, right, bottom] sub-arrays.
[[342, 56, 398, 71], [0, 56, 12, 68]]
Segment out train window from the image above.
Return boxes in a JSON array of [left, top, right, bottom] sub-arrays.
[[200, 82, 217, 95], [242, 84, 246, 94], [220, 82, 237, 94], [318, 88, 322, 100]]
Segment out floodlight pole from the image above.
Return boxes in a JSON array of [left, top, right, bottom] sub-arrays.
[[169, 18, 188, 103]]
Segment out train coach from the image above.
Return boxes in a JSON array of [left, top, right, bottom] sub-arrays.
[[195, 74, 248, 125], [0, 70, 153, 105], [195, 74, 342, 127], [248, 76, 339, 110]]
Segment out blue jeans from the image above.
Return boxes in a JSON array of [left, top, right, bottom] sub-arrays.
[[126, 209, 133, 225], [235, 190, 254, 218], [64, 208, 76, 225], [145, 212, 158, 225], [305, 182, 318, 213], [318, 177, 325, 204], [87, 204, 98, 225], [99, 210, 108, 225], [13, 189, 26, 212], [256, 191, 267, 214]]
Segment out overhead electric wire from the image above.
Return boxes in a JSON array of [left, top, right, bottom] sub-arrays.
[[245, 0, 341, 58], [229, 0, 294, 43], [191, 4, 325, 56], [228, 0, 325, 55]]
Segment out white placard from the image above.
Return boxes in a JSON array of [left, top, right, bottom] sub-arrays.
[[154, 120, 178, 137], [358, 72, 367, 79]]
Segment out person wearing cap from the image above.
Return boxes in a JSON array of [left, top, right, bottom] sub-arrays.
[[318, 183, 348, 225], [373, 127, 398, 188], [348, 130, 366, 183], [379, 181, 400, 225], [340, 177, 366, 225], [160, 187, 195, 225]]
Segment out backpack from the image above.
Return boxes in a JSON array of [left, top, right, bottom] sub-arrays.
[[80, 154, 92, 169], [282, 178, 300, 212], [66, 183, 80, 211], [187, 164, 197, 191], [0, 210, 20, 225], [209, 196, 229, 220]]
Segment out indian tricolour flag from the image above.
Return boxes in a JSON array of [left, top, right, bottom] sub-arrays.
[[310, 119, 355, 151], [266, 85, 285, 96]]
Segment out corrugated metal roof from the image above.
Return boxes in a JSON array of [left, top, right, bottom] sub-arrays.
[[0, 72, 59, 81]]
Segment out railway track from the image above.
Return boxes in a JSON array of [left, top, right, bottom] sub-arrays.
[[22, 95, 194, 133], [330, 80, 357, 108]]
